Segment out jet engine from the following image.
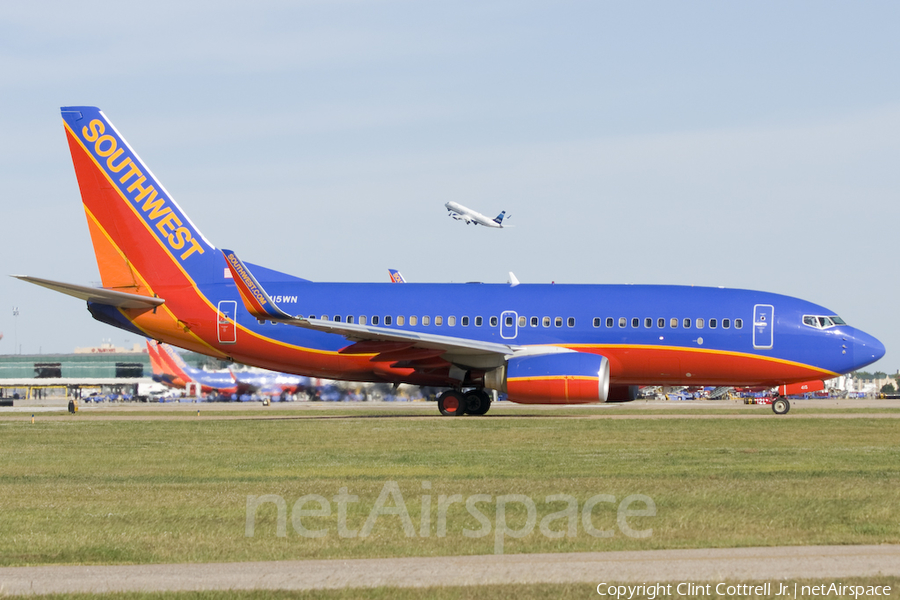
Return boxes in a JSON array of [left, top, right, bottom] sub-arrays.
[[485, 352, 610, 404]]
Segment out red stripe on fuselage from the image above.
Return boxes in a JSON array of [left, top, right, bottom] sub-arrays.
[[567, 345, 835, 387]]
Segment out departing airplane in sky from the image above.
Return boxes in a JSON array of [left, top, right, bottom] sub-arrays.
[[14, 107, 885, 417], [445, 201, 509, 228]]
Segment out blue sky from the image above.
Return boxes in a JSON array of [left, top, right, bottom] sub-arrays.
[[1, 1, 899, 373]]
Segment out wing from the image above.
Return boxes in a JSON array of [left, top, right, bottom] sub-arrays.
[[222, 249, 571, 373]]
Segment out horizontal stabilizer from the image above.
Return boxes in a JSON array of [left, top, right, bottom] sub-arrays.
[[12, 275, 164, 309]]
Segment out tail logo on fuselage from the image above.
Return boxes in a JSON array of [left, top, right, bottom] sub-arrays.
[[76, 118, 205, 262]]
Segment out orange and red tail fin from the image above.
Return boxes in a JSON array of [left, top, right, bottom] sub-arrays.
[[61, 107, 222, 292], [61, 107, 233, 356]]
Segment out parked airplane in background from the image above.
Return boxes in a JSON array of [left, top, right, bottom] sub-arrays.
[[148, 340, 307, 397], [445, 201, 509, 228], [147, 340, 237, 395], [14, 107, 885, 417], [146, 341, 180, 388], [388, 269, 406, 283]]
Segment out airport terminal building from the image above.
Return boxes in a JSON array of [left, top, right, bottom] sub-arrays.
[[0, 342, 216, 400]]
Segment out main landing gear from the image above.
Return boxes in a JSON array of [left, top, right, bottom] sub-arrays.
[[772, 395, 790, 415], [437, 389, 492, 416]]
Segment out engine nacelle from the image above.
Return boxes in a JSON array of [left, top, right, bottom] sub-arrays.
[[778, 380, 824, 396], [493, 352, 610, 404]]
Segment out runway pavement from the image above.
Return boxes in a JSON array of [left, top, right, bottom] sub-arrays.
[[2, 397, 899, 417], [0, 545, 897, 595]]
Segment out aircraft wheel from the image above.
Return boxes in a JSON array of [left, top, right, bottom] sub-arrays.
[[464, 389, 492, 416], [438, 390, 467, 416], [772, 397, 790, 415]]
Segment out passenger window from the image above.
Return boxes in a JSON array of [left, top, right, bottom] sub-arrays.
[[670, 318, 678, 328], [410, 316, 418, 326], [346, 315, 354, 324], [645, 318, 652, 328], [462, 316, 469, 326], [709, 318, 716, 329], [321, 315, 328, 321], [372, 316, 379, 325], [723, 318, 730, 329], [593, 318, 601, 328], [696, 318, 704, 329], [683, 318, 691, 328], [735, 318, 743, 329], [448, 316, 456, 326], [631, 317, 639, 328], [384, 316, 392, 326], [519, 316, 526, 327], [657, 318, 665, 328], [359, 315, 367, 325], [555, 317, 562, 327], [618, 317, 626, 328], [543, 317, 551, 327], [435, 316, 443, 326], [423, 316, 430, 326], [490, 316, 498, 327], [533, 317, 540, 327], [333, 315, 341, 322], [567, 317, 575, 327], [606, 317, 614, 328], [397, 316, 405, 326], [475, 316, 483, 327]]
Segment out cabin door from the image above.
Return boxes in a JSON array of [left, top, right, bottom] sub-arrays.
[[217, 300, 238, 344], [753, 304, 774, 349], [500, 310, 518, 339]]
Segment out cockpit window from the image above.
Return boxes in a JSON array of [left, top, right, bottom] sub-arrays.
[[803, 315, 845, 329]]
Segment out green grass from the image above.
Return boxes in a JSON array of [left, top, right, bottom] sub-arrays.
[[18, 579, 900, 600], [0, 411, 897, 566], [16, 402, 900, 420]]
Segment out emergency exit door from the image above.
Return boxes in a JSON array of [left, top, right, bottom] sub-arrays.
[[753, 304, 774, 349], [500, 311, 518, 339], [217, 300, 237, 344]]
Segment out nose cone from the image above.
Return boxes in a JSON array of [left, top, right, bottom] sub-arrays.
[[848, 328, 886, 370]]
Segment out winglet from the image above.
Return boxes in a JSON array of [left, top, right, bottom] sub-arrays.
[[508, 272, 520, 287], [221, 249, 294, 320]]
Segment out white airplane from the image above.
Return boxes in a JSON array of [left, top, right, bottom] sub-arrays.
[[445, 201, 509, 228]]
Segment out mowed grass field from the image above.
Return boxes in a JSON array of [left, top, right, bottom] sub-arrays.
[[0, 406, 898, 567], [18, 580, 900, 600]]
